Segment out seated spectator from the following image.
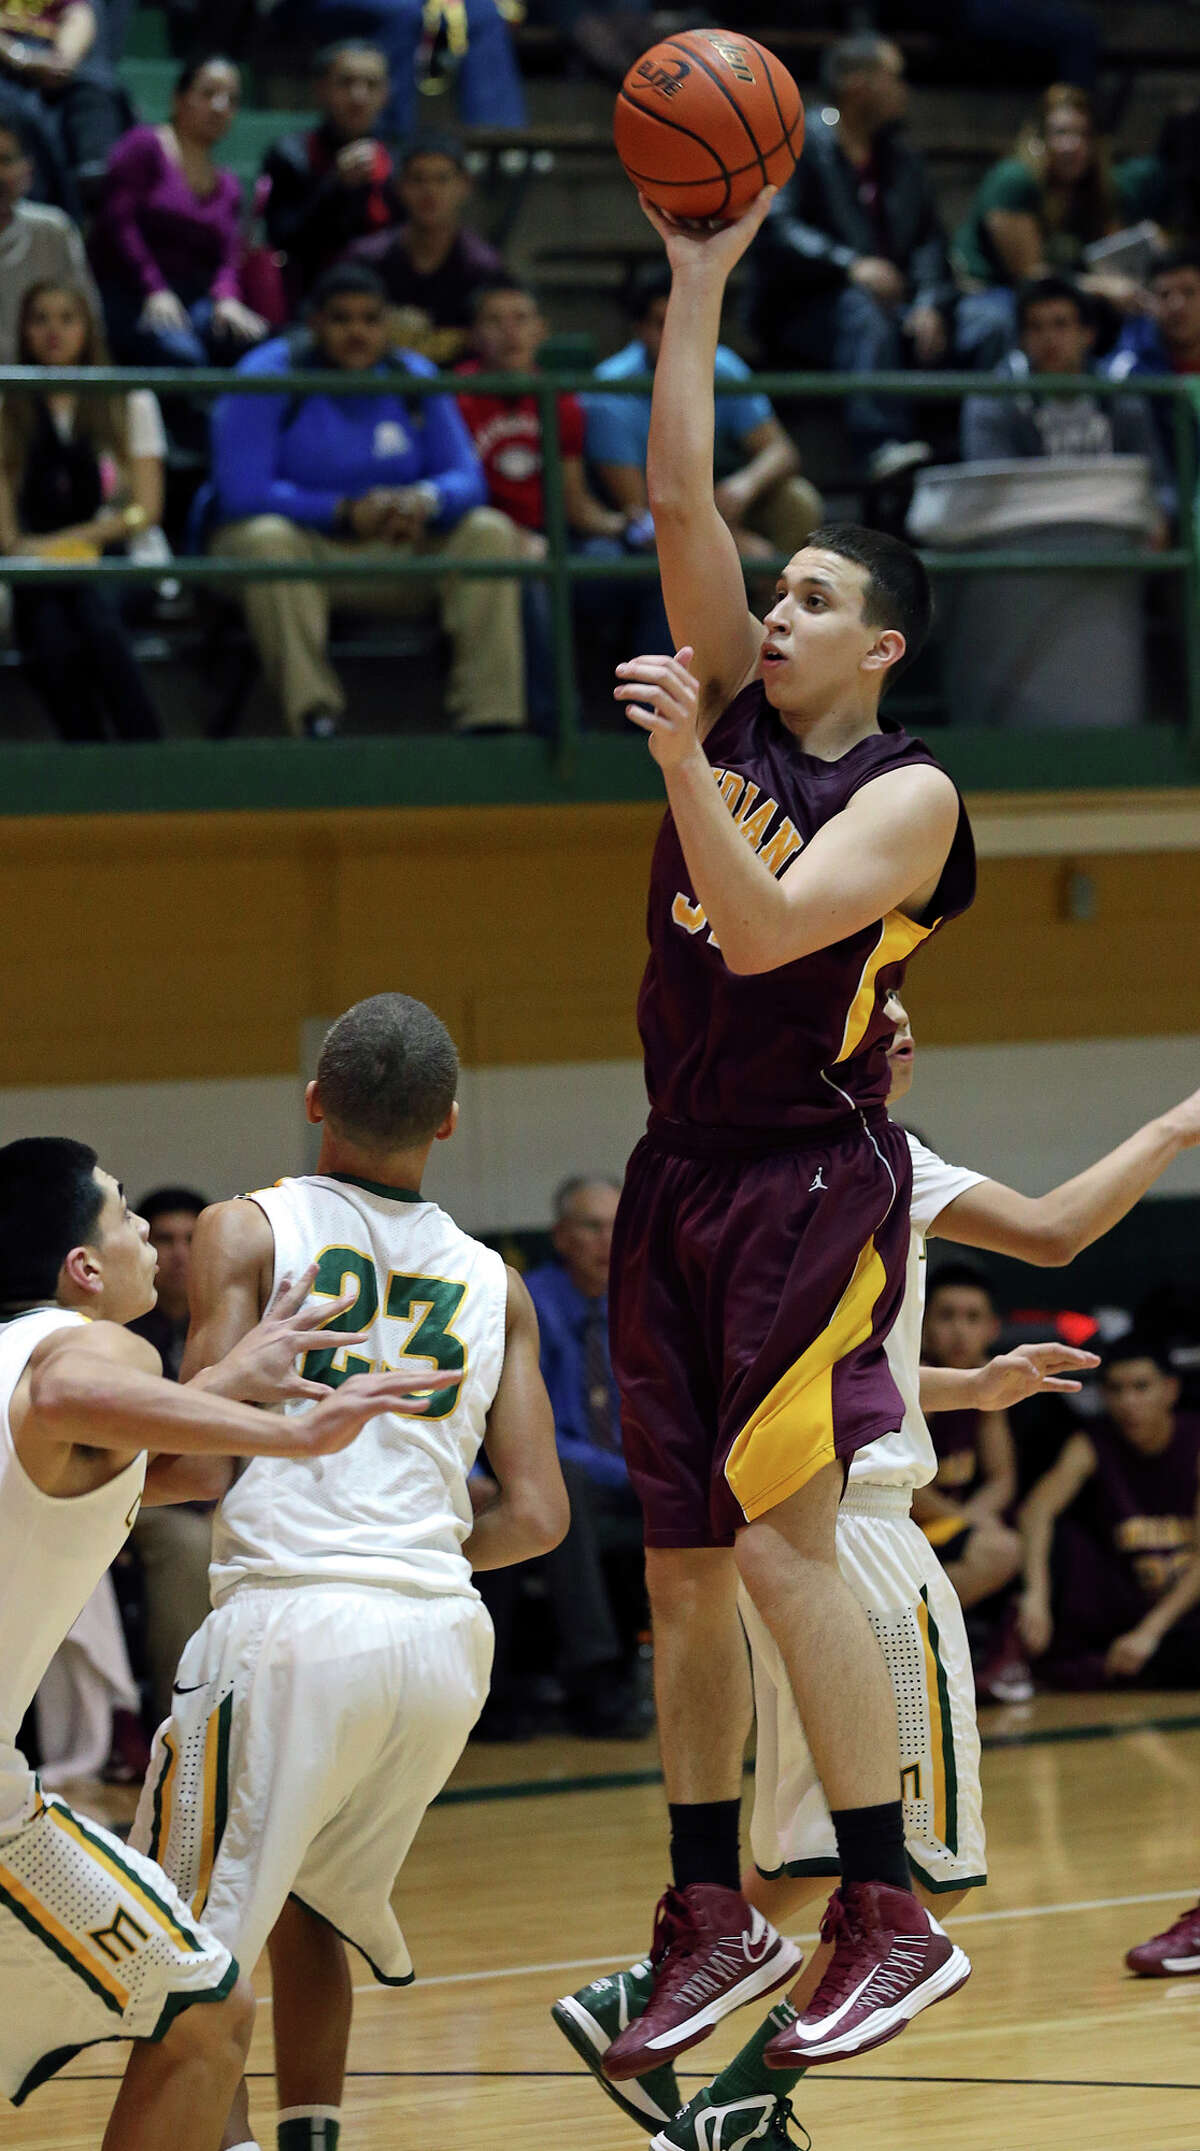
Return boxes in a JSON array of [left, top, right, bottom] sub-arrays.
[[1019, 1336, 1200, 1690], [0, 277, 161, 740], [961, 275, 1171, 535], [89, 53, 269, 366], [587, 261, 822, 565], [955, 86, 1166, 337], [457, 276, 630, 730], [0, 113, 100, 359], [478, 1174, 647, 1739], [0, 0, 125, 211], [351, 133, 503, 366], [744, 33, 964, 482], [127, 1185, 216, 1729], [1109, 246, 1200, 385], [271, 0, 526, 141], [210, 262, 526, 739], [912, 1264, 1025, 1669], [263, 40, 400, 307]]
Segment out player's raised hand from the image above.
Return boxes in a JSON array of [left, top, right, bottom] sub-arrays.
[[972, 1342, 1100, 1411], [295, 1365, 467, 1457], [638, 185, 776, 279], [200, 1263, 372, 1405], [616, 646, 702, 768]]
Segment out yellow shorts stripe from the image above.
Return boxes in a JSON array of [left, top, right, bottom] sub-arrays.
[[191, 1694, 232, 1920], [922, 1513, 967, 1550], [725, 1235, 888, 1521], [48, 1805, 199, 1954], [0, 1859, 130, 2012], [917, 1590, 959, 1853]]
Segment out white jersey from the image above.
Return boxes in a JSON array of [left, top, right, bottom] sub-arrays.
[[0, 1310, 145, 1825], [210, 1174, 507, 1604], [847, 1134, 985, 1492]]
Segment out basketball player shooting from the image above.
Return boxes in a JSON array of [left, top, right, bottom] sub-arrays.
[[598, 184, 978, 2084]]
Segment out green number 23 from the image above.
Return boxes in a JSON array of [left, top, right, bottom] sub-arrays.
[[299, 1246, 467, 1421]]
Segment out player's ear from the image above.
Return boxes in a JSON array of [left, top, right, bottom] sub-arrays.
[[433, 1100, 459, 1143], [862, 628, 906, 675], [304, 1079, 323, 1127], [61, 1243, 102, 1299]]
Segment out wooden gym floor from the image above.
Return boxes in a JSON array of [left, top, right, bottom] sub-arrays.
[[15, 1691, 1200, 2151]]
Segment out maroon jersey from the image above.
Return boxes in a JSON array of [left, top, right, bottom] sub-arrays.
[[1086, 1413, 1200, 1603], [638, 683, 975, 1130], [931, 1408, 982, 1499]]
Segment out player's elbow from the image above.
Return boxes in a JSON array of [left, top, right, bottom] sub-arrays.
[[533, 1476, 572, 1554], [1021, 1215, 1080, 1267]]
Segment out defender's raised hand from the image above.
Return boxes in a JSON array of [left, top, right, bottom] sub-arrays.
[[971, 1343, 1101, 1412], [193, 1263, 372, 1406], [297, 1366, 467, 1458]]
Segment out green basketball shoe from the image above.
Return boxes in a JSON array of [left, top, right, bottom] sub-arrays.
[[649, 2089, 808, 2151], [552, 1961, 681, 2132]]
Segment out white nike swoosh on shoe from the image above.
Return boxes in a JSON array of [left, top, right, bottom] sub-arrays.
[[1162, 1953, 1200, 1971]]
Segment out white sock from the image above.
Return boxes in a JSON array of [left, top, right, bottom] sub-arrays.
[[226, 2141, 262, 2150], [277, 2109, 341, 2127]]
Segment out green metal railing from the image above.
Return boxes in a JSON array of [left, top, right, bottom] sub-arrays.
[[0, 363, 1197, 813]]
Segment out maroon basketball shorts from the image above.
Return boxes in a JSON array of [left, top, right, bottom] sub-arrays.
[[609, 1110, 912, 1548]]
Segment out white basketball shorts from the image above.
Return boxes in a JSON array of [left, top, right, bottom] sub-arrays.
[[0, 1775, 234, 2105], [131, 1582, 493, 1981], [743, 1484, 987, 1895]]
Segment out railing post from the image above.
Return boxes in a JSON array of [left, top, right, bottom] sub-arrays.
[[537, 375, 579, 775], [1174, 384, 1200, 756]]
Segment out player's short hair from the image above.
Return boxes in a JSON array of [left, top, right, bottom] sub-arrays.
[[552, 1173, 622, 1222], [316, 995, 458, 1148], [800, 523, 933, 674], [469, 273, 538, 323], [308, 261, 388, 312], [0, 1137, 103, 1309], [1017, 273, 1090, 331], [137, 1185, 208, 1227], [1151, 244, 1200, 281], [315, 38, 389, 77], [925, 1259, 996, 1309], [622, 260, 672, 323], [1101, 1332, 1175, 1380], [820, 32, 893, 98]]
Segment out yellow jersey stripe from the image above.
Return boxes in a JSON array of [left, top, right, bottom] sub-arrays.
[[0, 1860, 129, 2012], [725, 1236, 888, 1520], [835, 910, 933, 1066]]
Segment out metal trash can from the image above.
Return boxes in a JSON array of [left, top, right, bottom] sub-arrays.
[[907, 456, 1158, 727]]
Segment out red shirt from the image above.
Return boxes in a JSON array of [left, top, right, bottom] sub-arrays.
[[455, 363, 585, 532]]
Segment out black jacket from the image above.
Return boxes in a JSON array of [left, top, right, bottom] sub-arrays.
[[746, 115, 956, 353], [263, 123, 400, 299]]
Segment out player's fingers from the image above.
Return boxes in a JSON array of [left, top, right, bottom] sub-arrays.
[[1036, 1377, 1084, 1393], [265, 1263, 318, 1319], [623, 705, 664, 731], [290, 1292, 361, 1330]]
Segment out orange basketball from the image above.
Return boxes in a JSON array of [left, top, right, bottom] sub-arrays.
[[614, 29, 803, 224]]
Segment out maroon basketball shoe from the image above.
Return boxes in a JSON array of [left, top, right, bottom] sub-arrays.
[[1125, 1902, 1200, 1977], [602, 1885, 803, 2082], [763, 1882, 970, 2067]]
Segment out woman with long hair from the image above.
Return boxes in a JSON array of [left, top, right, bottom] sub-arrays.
[[0, 277, 162, 740], [88, 52, 268, 365], [956, 85, 1165, 313]]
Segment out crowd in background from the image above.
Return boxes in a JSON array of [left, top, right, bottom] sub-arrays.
[[0, 3, 1197, 739]]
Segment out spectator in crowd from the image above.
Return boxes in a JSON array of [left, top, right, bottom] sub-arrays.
[[0, 0, 125, 210], [0, 277, 162, 740], [744, 33, 962, 482], [457, 276, 631, 729], [351, 132, 503, 365], [127, 1186, 215, 1728], [89, 53, 269, 366], [0, 114, 100, 358], [588, 261, 823, 565], [912, 1262, 1028, 1698], [954, 85, 1166, 343], [480, 1174, 646, 1738], [211, 262, 526, 738], [263, 40, 400, 307], [961, 274, 1172, 534], [1019, 1336, 1200, 1689], [1110, 246, 1200, 384], [271, 0, 526, 141]]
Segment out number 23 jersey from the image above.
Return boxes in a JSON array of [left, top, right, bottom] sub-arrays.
[[209, 1174, 507, 1605]]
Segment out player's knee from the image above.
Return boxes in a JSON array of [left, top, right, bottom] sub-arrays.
[[971, 1521, 1022, 1593], [455, 505, 523, 556], [164, 1973, 255, 2074], [218, 513, 306, 557], [645, 1544, 737, 1626]]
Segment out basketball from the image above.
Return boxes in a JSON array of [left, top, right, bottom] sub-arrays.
[[614, 29, 804, 224]]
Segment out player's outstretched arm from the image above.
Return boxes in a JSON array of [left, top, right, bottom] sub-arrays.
[[928, 1086, 1200, 1265], [640, 190, 774, 720], [1016, 1432, 1096, 1657], [465, 1267, 570, 1571], [919, 1343, 1100, 1416]]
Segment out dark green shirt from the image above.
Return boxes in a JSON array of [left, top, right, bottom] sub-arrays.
[[955, 154, 1166, 285]]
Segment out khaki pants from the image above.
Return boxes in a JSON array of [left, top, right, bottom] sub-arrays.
[[744, 473, 825, 557], [214, 507, 527, 736], [131, 1504, 214, 1728]]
